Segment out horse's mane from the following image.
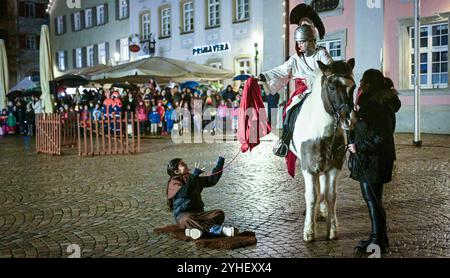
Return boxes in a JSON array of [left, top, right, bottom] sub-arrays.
[[310, 69, 324, 96]]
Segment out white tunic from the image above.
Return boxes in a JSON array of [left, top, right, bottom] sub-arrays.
[[261, 47, 333, 95]]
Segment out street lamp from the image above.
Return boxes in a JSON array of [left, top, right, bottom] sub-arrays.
[[254, 42, 259, 76], [149, 35, 156, 57]]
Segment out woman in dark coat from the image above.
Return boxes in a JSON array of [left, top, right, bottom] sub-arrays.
[[348, 69, 401, 254]]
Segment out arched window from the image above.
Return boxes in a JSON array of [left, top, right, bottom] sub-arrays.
[[159, 5, 171, 38], [141, 11, 151, 40]]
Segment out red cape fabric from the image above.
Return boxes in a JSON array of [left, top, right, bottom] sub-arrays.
[[285, 79, 308, 178], [238, 78, 272, 153]]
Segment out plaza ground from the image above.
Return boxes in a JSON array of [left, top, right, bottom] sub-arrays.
[[0, 133, 449, 258]]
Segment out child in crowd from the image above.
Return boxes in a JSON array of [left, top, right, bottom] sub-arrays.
[[164, 103, 175, 135], [0, 109, 7, 136], [137, 101, 147, 136], [149, 106, 160, 135], [231, 101, 240, 134], [166, 156, 237, 239], [182, 102, 190, 135], [6, 108, 16, 135], [216, 100, 228, 132], [25, 104, 35, 136], [92, 103, 102, 121], [156, 101, 166, 135]]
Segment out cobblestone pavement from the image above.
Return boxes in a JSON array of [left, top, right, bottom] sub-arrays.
[[0, 133, 449, 258]]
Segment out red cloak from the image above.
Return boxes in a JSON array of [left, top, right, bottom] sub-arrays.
[[238, 78, 272, 153]]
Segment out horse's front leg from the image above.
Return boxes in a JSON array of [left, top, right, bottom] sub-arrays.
[[303, 170, 320, 242], [319, 174, 328, 221], [325, 168, 340, 240]]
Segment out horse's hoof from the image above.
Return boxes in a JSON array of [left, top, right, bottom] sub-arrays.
[[327, 232, 338, 241], [303, 233, 315, 242]]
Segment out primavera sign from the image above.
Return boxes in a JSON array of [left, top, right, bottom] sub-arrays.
[[192, 42, 231, 56]]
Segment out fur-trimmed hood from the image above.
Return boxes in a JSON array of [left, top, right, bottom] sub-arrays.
[[359, 88, 401, 113]]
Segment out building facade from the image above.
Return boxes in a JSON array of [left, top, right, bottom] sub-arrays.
[[129, 0, 285, 86], [0, 0, 49, 87], [289, 0, 450, 134], [49, 0, 131, 76]]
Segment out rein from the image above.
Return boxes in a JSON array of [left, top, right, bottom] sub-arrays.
[[323, 73, 355, 161]]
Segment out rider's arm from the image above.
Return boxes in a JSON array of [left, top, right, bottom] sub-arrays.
[[259, 57, 295, 94]]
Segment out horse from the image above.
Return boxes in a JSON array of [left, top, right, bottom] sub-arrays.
[[290, 59, 356, 242]]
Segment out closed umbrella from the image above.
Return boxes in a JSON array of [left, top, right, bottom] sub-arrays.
[[0, 39, 8, 111], [39, 25, 54, 113]]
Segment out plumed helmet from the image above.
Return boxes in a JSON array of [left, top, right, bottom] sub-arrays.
[[295, 25, 316, 42]]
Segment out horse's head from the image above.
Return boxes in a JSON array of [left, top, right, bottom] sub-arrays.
[[317, 59, 357, 131]]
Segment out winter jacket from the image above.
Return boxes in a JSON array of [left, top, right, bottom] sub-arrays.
[[167, 157, 225, 220], [149, 111, 161, 124], [165, 109, 175, 123], [349, 88, 401, 184]]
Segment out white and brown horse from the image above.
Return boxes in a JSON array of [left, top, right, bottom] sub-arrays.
[[290, 59, 356, 242]]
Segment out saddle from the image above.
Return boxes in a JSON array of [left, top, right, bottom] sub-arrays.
[[285, 92, 311, 135], [273, 93, 311, 157]]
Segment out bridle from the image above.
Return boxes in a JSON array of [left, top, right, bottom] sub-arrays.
[[322, 73, 356, 160]]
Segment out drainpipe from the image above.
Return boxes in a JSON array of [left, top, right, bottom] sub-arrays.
[[284, 0, 290, 101], [413, 0, 422, 147]]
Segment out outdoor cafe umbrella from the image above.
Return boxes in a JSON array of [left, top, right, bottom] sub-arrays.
[[0, 39, 8, 111], [39, 25, 54, 113], [233, 74, 251, 81], [88, 56, 234, 84]]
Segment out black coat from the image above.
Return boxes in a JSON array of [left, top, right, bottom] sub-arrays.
[[349, 88, 401, 184]]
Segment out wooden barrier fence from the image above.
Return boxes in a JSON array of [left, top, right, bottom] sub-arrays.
[[35, 113, 61, 155], [77, 112, 141, 156], [36, 112, 141, 156]]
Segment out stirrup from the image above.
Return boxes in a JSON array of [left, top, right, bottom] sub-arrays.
[[273, 140, 289, 157]]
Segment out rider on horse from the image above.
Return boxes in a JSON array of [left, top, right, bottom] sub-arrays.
[[258, 6, 333, 158]]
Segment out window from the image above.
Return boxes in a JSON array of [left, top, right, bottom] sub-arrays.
[[98, 43, 107, 65], [207, 0, 220, 27], [318, 39, 342, 60], [160, 8, 171, 38], [24, 2, 35, 17], [58, 51, 66, 71], [85, 9, 93, 28], [236, 58, 251, 75], [86, 45, 94, 67], [311, 0, 340, 13], [119, 0, 129, 20], [236, 0, 249, 22], [25, 35, 36, 50], [74, 12, 82, 31], [141, 12, 151, 40], [56, 16, 64, 35], [183, 2, 194, 33], [120, 38, 129, 61], [97, 4, 105, 25], [76, 48, 83, 68], [410, 23, 448, 88], [209, 61, 222, 69]]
